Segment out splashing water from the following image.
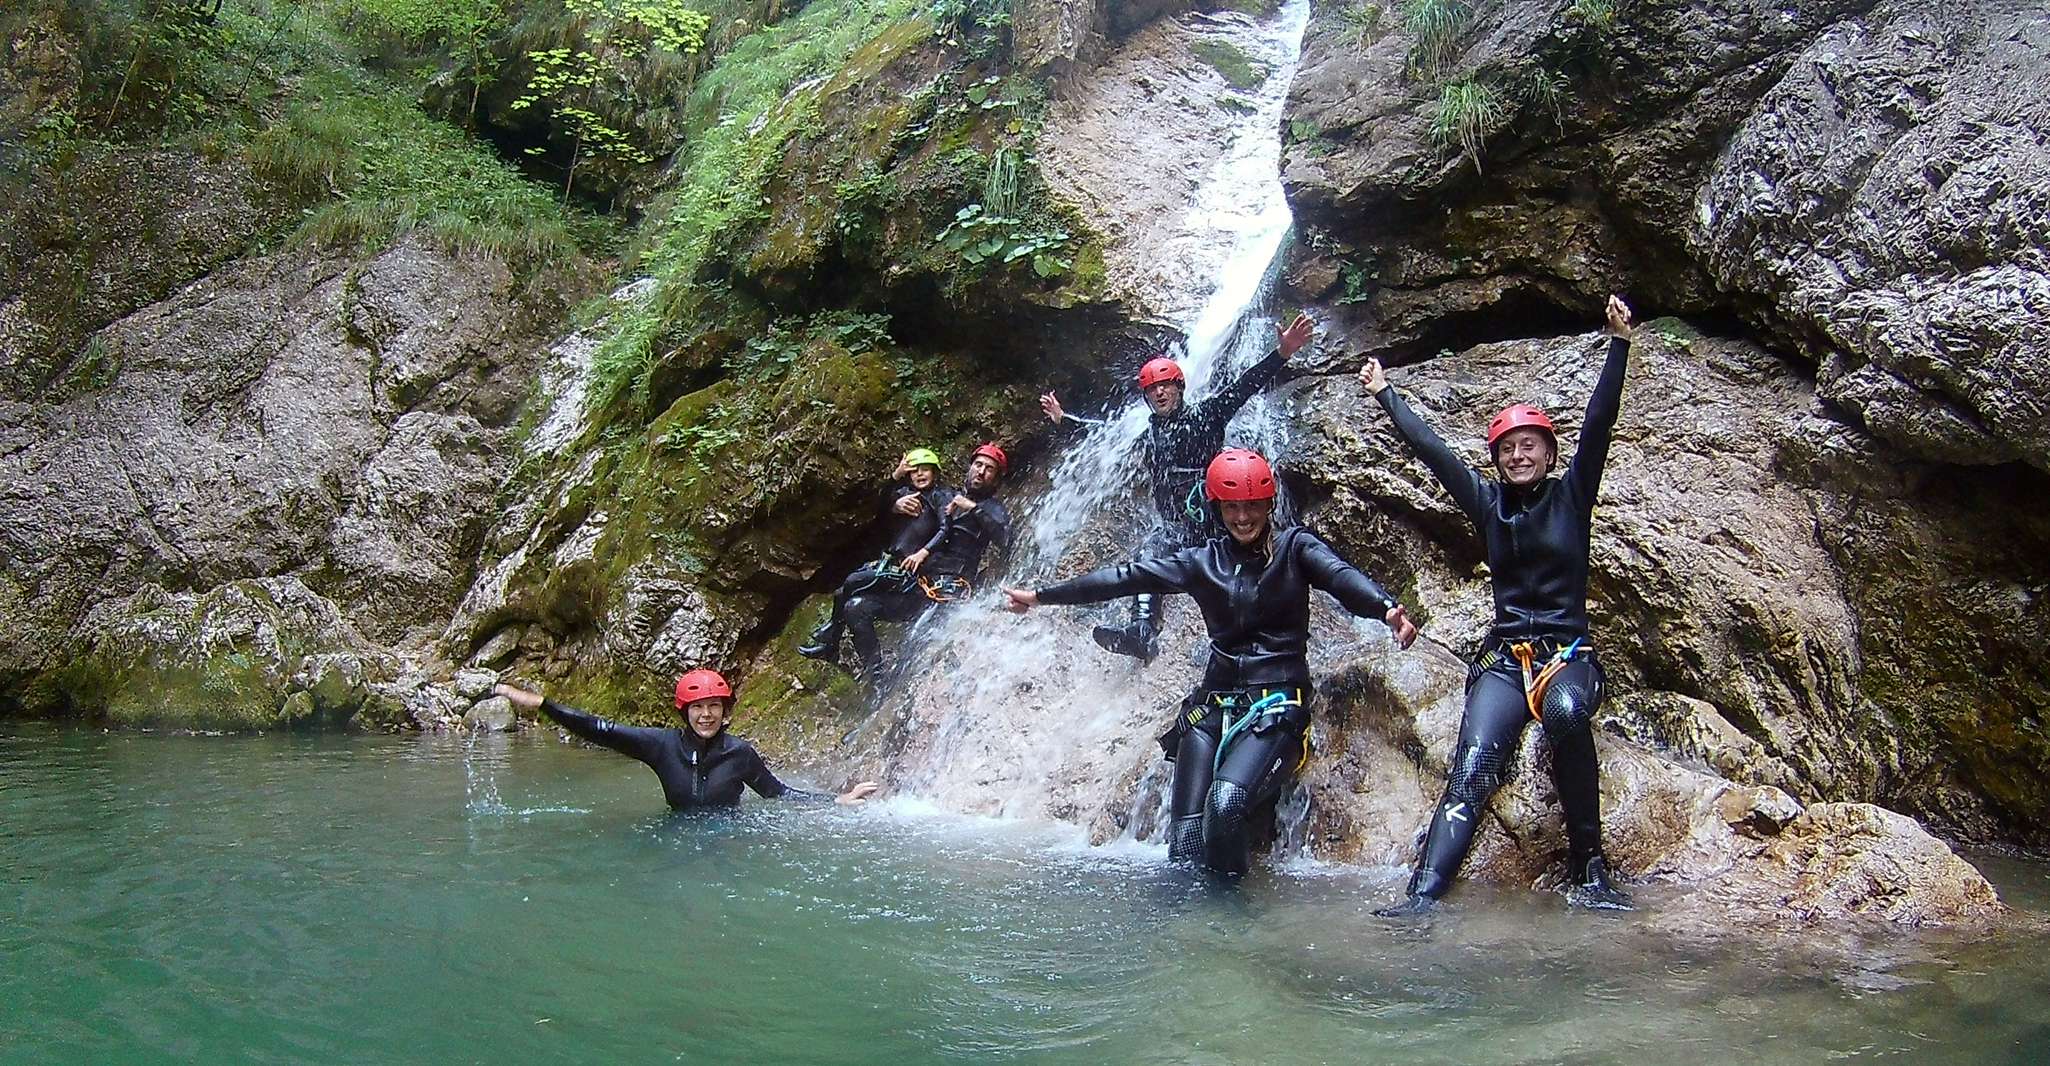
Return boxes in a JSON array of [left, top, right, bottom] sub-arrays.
[[883, 0, 1324, 848]]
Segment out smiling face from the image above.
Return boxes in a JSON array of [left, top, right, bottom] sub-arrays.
[[908, 465, 938, 490], [1145, 380, 1185, 415], [1492, 427, 1557, 487], [965, 455, 1001, 494], [1218, 498, 1273, 546], [683, 697, 731, 739]]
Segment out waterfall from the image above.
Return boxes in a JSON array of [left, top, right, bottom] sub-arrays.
[[874, 0, 1325, 852]]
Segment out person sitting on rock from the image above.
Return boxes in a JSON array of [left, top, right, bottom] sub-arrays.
[[1001, 448, 1418, 877], [800, 447, 956, 667], [1360, 296, 1638, 915], [493, 671, 879, 809], [1039, 314, 1315, 664], [835, 443, 1013, 687]]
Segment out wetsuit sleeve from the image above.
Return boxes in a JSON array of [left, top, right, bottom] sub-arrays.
[[1204, 348, 1286, 428], [1037, 549, 1199, 604], [539, 699, 668, 764], [745, 749, 830, 803], [879, 482, 914, 520], [1372, 385, 1487, 524], [1565, 336, 1629, 506], [1297, 530, 1400, 621]]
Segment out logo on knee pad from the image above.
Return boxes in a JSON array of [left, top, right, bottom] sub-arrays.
[[1441, 801, 1470, 824]]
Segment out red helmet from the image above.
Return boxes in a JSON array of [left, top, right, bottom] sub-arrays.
[[1137, 357, 1184, 389], [674, 668, 732, 708], [972, 442, 1008, 475], [1205, 447, 1277, 501], [1486, 404, 1556, 450]]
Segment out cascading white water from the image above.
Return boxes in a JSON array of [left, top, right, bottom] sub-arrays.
[[878, 0, 1327, 848], [1017, 0, 1311, 572]]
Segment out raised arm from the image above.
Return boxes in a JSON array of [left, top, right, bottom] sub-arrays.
[[1363, 360, 1487, 524], [745, 751, 829, 803], [531, 695, 669, 764], [1566, 296, 1634, 503]]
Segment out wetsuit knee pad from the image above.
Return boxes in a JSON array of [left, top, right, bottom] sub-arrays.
[[1446, 741, 1512, 807], [1205, 779, 1254, 832], [1166, 815, 1205, 865], [1539, 677, 1599, 737]]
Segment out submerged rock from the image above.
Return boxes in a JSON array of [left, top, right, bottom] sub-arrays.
[[462, 696, 517, 733]]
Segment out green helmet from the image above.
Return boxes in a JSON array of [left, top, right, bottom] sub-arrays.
[[902, 447, 941, 469]]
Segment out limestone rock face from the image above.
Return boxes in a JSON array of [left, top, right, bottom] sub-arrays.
[[1278, 0, 2048, 479], [0, 238, 555, 721], [1012, 0, 1200, 76], [1695, 2, 2050, 471]]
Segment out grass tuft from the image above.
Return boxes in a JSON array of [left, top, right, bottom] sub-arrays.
[[1430, 75, 1504, 172]]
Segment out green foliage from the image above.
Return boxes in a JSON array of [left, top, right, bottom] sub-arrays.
[[1336, 1, 1388, 49], [511, 0, 712, 200], [982, 146, 1021, 218], [1430, 75, 1504, 172], [1514, 66, 1568, 126], [1287, 116, 1324, 143], [929, 0, 1010, 56], [1566, 0, 1617, 34], [347, 0, 508, 125], [938, 203, 1071, 277], [1191, 39, 1269, 90], [250, 83, 612, 270], [1400, 0, 1472, 76], [584, 0, 925, 420], [1337, 261, 1374, 304], [833, 162, 899, 247]]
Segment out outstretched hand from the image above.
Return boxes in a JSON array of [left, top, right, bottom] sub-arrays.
[[1000, 587, 1038, 614], [1276, 312, 1315, 361], [1359, 357, 1388, 395], [837, 781, 881, 805], [1384, 605, 1419, 650], [492, 683, 543, 711], [1605, 295, 1634, 338], [1039, 391, 1065, 425]]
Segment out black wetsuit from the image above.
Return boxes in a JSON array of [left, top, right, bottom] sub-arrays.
[[1372, 335, 1629, 898], [1036, 525, 1401, 875], [842, 486, 1012, 678], [813, 479, 957, 650], [539, 700, 827, 808], [1062, 348, 1289, 645]]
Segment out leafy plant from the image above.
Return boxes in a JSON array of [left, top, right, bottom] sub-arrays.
[[938, 204, 1071, 277], [510, 0, 712, 201], [1566, 0, 1617, 35], [1400, 0, 1472, 76], [1515, 66, 1568, 126], [1430, 75, 1504, 172], [1337, 1, 1388, 49]]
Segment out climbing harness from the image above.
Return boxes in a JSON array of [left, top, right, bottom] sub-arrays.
[[1508, 637, 1582, 721], [917, 574, 972, 603], [1181, 480, 1208, 524], [1212, 688, 1307, 774]]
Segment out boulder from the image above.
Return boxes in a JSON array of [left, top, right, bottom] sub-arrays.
[[462, 695, 518, 733]]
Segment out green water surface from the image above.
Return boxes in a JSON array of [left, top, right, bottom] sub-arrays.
[[3, 725, 2047, 1064]]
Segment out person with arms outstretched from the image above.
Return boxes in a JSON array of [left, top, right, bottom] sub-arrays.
[[1040, 314, 1314, 663], [1361, 296, 1638, 914], [1002, 448, 1418, 876], [800, 448, 955, 667], [494, 670, 879, 809]]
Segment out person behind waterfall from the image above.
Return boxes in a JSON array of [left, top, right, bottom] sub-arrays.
[[493, 671, 879, 809], [799, 448, 956, 668], [824, 443, 1013, 687], [1361, 296, 1638, 915], [1038, 314, 1315, 664], [1001, 448, 1418, 877]]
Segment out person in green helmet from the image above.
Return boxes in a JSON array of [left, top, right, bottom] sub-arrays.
[[800, 448, 957, 666]]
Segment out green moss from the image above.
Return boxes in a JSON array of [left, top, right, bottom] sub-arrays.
[[1191, 39, 1270, 91]]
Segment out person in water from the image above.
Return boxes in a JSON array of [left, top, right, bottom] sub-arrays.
[[493, 670, 879, 808], [1001, 448, 1418, 876], [799, 448, 955, 667], [1361, 295, 1638, 915], [828, 443, 1013, 686], [1039, 313, 1315, 663]]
